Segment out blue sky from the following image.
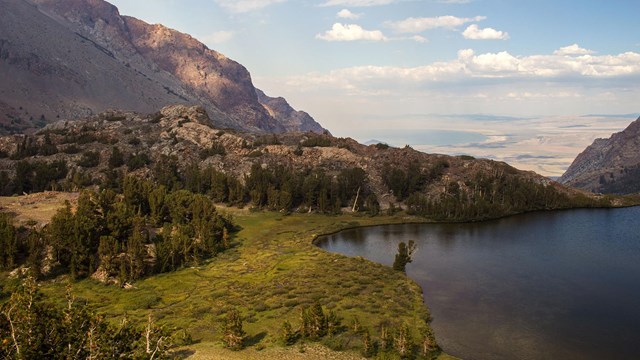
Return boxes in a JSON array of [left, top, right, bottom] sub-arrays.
[[108, 0, 640, 175]]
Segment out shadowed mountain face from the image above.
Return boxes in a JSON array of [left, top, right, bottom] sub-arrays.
[[560, 117, 640, 194], [0, 0, 326, 134]]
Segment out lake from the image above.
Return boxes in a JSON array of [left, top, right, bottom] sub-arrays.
[[317, 207, 640, 360]]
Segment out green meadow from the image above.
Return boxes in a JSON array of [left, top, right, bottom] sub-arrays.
[[39, 209, 453, 358]]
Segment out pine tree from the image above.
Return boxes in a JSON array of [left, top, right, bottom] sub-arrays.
[[26, 231, 43, 280], [127, 217, 148, 280], [394, 323, 413, 359], [326, 309, 341, 336], [280, 321, 297, 346], [108, 146, 125, 169], [380, 325, 391, 351], [365, 194, 380, 216], [299, 307, 311, 338], [304, 302, 327, 339], [421, 328, 438, 358], [222, 309, 246, 350], [0, 213, 17, 270], [362, 330, 375, 358], [392, 240, 416, 273]]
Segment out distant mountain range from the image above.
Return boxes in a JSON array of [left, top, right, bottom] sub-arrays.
[[560, 116, 640, 194], [0, 0, 325, 134]]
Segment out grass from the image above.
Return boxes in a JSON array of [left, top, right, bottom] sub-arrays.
[[2, 193, 453, 359], [0, 191, 78, 227]]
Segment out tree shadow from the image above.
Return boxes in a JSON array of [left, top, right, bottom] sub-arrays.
[[170, 349, 196, 359], [245, 331, 268, 347]]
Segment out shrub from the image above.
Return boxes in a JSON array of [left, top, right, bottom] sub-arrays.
[[78, 151, 100, 168]]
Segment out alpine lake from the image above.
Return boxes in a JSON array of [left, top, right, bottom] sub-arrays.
[[317, 207, 640, 360]]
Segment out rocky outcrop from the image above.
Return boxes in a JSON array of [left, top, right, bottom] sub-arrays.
[[256, 89, 327, 134], [559, 117, 640, 194], [0, 0, 325, 134]]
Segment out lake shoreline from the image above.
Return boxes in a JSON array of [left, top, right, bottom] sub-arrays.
[[317, 206, 640, 360]]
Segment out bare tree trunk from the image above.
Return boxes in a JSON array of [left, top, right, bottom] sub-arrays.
[[352, 187, 361, 212], [4, 305, 20, 356]]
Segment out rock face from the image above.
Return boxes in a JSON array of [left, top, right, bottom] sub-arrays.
[[256, 89, 327, 134], [0, 0, 325, 134], [559, 117, 640, 194]]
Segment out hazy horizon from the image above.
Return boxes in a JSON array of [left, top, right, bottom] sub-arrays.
[[108, 0, 640, 175]]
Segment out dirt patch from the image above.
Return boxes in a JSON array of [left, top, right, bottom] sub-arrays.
[[182, 343, 365, 360], [0, 191, 79, 227]]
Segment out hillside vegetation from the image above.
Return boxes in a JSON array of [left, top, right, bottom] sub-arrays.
[[1, 195, 454, 359], [0, 105, 625, 222]]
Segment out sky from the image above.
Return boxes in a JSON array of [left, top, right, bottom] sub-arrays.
[[108, 0, 640, 176]]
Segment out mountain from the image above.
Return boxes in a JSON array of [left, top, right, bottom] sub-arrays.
[[559, 116, 640, 194], [0, 105, 624, 221], [255, 89, 325, 134], [0, 0, 325, 134]]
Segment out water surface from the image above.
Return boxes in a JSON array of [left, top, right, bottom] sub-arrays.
[[318, 208, 640, 359]]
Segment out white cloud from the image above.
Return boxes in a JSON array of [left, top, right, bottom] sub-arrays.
[[284, 47, 640, 89], [214, 0, 286, 13], [321, 0, 398, 6], [316, 23, 387, 42], [200, 31, 234, 45], [386, 15, 486, 33], [337, 9, 361, 19], [554, 44, 595, 56], [438, 0, 472, 3], [411, 35, 428, 43], [462, 24, 509, 40]]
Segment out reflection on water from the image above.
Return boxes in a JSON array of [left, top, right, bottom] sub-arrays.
[[318, 208, 640, 360]]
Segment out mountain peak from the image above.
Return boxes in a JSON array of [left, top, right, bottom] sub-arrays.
[[0, 0, 326, 134]]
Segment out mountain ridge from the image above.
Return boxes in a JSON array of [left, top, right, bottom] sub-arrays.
[[559, 116, 640, 194], [0, 104, 625, 221], [0, 0, 325, 134]]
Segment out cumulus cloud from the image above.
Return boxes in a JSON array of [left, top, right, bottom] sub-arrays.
[[462, 24, 509, 40], [200, 31, 234, 45], [554, 44, 595, 56], [214, 0, 286, 13], [321, 0, 398, 6], [316, 23, 388, 41], [337, 9, 362, 19], [386, 16, 486, 33], [285, 46, 640, 90]]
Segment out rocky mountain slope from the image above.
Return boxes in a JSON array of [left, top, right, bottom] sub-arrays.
[[0, 0, 325, 134], [559, 116, 640, 194], [0, 105, 623, 221]]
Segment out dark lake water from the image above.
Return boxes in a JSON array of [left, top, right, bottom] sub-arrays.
[[317, 207, 640, 360]]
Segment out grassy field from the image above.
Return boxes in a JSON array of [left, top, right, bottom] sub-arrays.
[[2, 193, 452, 359], [0, 191, 78, 227]]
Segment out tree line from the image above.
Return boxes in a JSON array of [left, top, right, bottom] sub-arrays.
[[0, 175, 235, 284]]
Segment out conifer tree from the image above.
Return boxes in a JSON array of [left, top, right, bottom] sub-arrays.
[[127, 217, 148, 280], [280, 321, 297, 346], [393, 240, 416, 273], [394, 323, 413, 359], [108, 146, 125, 169], [308, 302, 328, 339], [0, 213, 17, 270], [362, 330, 375, 358], [222, 309, 246, 350], [380, 325, 391, 351]]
